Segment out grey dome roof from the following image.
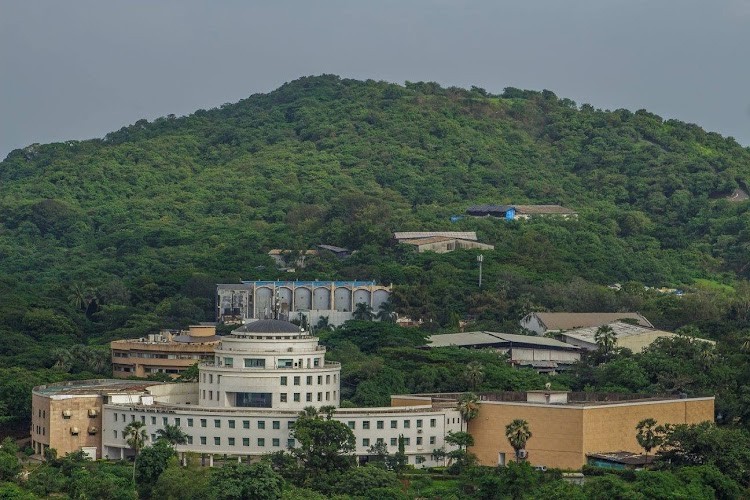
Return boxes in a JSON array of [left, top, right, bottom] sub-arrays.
[[235, 319, 301, 334]]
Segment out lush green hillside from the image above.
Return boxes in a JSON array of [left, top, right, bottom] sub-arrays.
[[1, 74, 750, 382]]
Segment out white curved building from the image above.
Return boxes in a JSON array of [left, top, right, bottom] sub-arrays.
[[32, 320, 461, 466]]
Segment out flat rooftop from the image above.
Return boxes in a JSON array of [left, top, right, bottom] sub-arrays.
[[426, 331, 579, 350], [396, 391, 713, 407], [34, 379, 154, 397]]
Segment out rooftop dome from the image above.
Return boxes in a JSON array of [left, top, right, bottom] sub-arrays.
[[234, 319, 302, 334]]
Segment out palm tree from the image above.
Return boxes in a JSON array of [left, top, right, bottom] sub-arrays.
[[376, 301, 397, 323], [353, 302, 374, 321], [463, 361, 484, 391], [505, 419, 532, 462], [319, 405, 337, 420], [456, 393, 480, 430], [51, 348, 74, 372], [67, 283, 87, 311], [635, 418, 664, 465], [315, 316, 333, 331], [594, 324, 617, 356], [696, 342, 716, 371], [124, 421, 148, 483], [155, 424, 187, 445]]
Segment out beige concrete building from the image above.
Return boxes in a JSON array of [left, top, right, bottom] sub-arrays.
[[558, 321, 715, 353], [399, 236, 495, 253], [393, 391, 714, 470], [111, 325, 219, 378], [521, 312, 653, 335]]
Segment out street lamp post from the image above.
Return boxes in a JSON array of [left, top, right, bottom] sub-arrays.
[[477, 254, 484, 288]]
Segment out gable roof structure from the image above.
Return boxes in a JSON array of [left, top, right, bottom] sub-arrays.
[[393, 231, 477, 241], [530, 312, 653, 331], [426, 331, 580, 350], [559, 321, 714, 348]]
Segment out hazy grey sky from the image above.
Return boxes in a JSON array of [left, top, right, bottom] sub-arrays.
[[2, 0, 749, 158]]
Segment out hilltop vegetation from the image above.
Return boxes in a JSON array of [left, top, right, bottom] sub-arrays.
[[1, 75, 750, 429]]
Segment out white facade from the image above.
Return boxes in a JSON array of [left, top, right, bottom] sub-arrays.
[[100, 319, 461, 467]]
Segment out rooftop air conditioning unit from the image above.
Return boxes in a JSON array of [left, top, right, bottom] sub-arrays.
[[62, 410, 72, 418], [87, 426, 98, 435], [70, 427, 80, 435], [88, 409, 98, 418]]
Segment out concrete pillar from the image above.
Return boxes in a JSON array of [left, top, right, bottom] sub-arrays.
[[209, 455, 214, 467], [237, 456, 241, 464], [120, 448, 125, 459]]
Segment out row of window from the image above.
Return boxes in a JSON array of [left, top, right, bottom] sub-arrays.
[[113, 414, 439, 431], [348, 418, 437, 430], [201, 390, 338, 405], [202, 373, 337, 385], [216, 357, 323, 369], [113, 352, 206, 360], [113, 429, 295, 449], [361, 436, 436, 447]]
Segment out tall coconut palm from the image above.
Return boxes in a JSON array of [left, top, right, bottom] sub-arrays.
[[124, 421, 148, 483], [505, 419, 532, 462], [635, 418, 664, 465], [594, 324, 617, 356], [463, 361, 484, 391], [457, 393, 480, 432], [155, 424, 187, 445], [353, 302, 374, 321], [376, 301, 397, 323]]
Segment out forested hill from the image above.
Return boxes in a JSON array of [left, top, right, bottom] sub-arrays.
[[1, 75, 750, 349]]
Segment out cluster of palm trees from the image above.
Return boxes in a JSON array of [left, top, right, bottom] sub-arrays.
[[123, 421, 187, 484], [315, 301, 397, 330], [51, 344, 110, 374]]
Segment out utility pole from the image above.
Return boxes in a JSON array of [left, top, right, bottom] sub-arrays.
[[477, 254, 484, 288]]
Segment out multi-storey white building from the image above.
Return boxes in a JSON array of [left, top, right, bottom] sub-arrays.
[[34, 319, 461, 467]]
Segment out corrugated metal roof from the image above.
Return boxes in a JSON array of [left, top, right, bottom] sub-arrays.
[[426, 331, 579, 349], [394, 231, 478, 241], [531, 312, 653, 330]]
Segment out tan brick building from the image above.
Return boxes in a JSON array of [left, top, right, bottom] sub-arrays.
[[111, 325, 219, 378], [393, 391, 714, 470]]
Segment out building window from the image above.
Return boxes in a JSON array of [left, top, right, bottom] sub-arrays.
[[272, 438, 280, 447], [404, 438, 411, 445], [404, 420, 411, 429], [236, 392, 272, 408], [209, 391, 213, 400], [163, 417, 169, 426], [209, 374, 213, 384], [228, 420, 235, 429], [228, 437, 235, 446], [277, 359, 293, 368], [258, 421, 266, 430], [141, 416, 146, 424], [200, 419, 207, 428], [429, 436, 436, 445], [174, 418, 180, 426], [114, 414, 118, 422], [317, 392, 322, 402], [280, 393, 288, 403], [280, 376, 288, 386], [272, 421, 280, 430], [348, 421, 355, 429], [416, 419, 423, 428], [113, 430, 117, 439], [326, 375, 331, 384], [293, 376, 300, 386], [363, 438, 370, 447], [326, 392, 330, 401], [416, 456, 426, 464], [362, 421, 370, 430], [293, 393, 300, 402], [430, 418, 436, 428], [188, 418, 194, 427], [214, 437, 221, 446], [306, 393, 312, 402], [243, 420, 250, 429], [187, 436, 193, 444], [243, 438, 249, 446], [258, 438, 265, 447], [390, 420, 397, 429], [202, 390, 206, 400], [390, 438, 397, 446], [244, 358, 265, 368], [377, 421, 384, 429], [224, 357, 233, 367], [306, 376, 312, 385], [214, 419, 221, 428], [417, 437, 423, 445], [200, 437, 206, 445], [287, 439, 295, 448], [313, 358, 320, 367], [151, 416, 157, 425], [317, 376, 322, 384]]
